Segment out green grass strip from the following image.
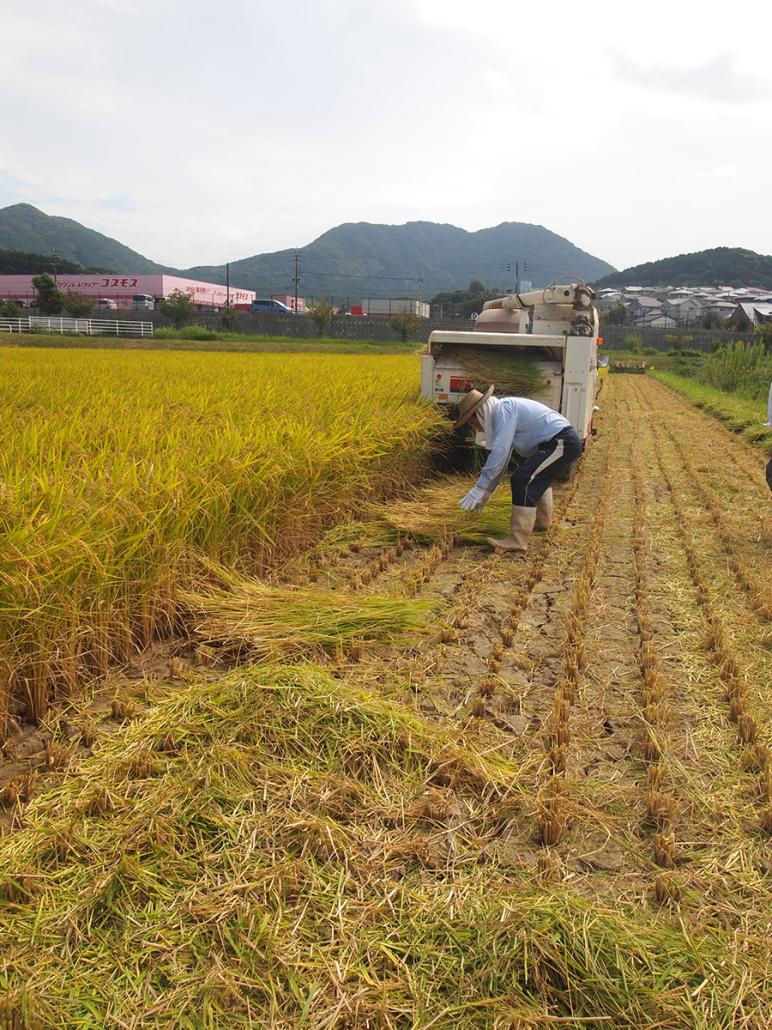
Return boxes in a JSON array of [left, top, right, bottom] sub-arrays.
[[651, 369, 772, 453]]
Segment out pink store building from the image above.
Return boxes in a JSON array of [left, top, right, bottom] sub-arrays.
[[0, 274, 255, 310]]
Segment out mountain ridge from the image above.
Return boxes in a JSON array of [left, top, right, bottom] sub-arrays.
[[0, 205, 615, 296], [595, 247, 772, 290], [182, 219, 617, 298], [0, 204, 171, 275]]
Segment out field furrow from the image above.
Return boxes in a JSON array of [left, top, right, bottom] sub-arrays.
[[1, 366, 771, 1028]]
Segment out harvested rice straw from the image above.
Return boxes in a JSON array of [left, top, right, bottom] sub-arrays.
[[180, 564, 434, 661]]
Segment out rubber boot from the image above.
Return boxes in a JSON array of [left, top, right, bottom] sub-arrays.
[[487, 505, 537, 552], [534, 488, 553, 532]]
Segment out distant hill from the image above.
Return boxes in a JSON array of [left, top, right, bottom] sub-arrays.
[[0, 204, 170, 274], [594, 247, 772, 290], [0, 206, 616, 297], [0, 246, 83, 275], [183, 221, 616, 299], [0, 246, 111, 276]]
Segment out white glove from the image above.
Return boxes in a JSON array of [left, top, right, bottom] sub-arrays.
[[459, 486, 491, 511]]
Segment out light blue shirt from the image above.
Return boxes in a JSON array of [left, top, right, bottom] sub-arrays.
[[476, 397, 570, 493]]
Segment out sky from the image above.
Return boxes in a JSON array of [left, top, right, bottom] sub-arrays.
[[1, 0, 771, 271]]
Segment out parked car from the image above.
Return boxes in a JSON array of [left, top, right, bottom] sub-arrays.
[[251, 298, 293, 314], [96, 298, 118, 310], [132, 294, 155, 310]]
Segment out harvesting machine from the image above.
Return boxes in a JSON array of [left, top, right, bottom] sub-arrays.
[[421, 283, 602, 444]]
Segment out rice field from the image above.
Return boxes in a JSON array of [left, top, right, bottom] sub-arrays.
[[0, 347, 442, 734], [1, 359, 771, 1027]]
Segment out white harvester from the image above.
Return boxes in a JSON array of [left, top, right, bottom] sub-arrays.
[[421, 283, 603, 447]]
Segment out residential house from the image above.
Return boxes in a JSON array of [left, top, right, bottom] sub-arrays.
[[728, 302, 772, 330]]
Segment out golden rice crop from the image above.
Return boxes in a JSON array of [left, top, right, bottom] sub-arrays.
[[0, 346, 442, 732]]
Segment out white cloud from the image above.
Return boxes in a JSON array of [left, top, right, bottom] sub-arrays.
[[1, 0, 771, 270]]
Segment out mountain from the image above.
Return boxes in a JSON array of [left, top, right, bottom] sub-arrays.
[[594, 247, 772, 290], [182, 221, 616, 299], [0, 246, 102, 275], [0, 204, 170, 274], [0, 206, 615, 296]]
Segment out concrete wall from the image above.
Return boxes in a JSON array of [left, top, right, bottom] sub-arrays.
[[88, 307, 759, 351], [599, 325, 756, 351], [128, 309, 478, 341]]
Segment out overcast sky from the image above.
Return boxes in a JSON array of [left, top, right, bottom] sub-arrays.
[[2, 0, 770, 271]]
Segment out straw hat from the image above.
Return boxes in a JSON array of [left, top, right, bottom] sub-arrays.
[[454, 385, 495, 429]]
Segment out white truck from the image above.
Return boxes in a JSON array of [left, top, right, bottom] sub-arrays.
[[421, 283, 601, 444]]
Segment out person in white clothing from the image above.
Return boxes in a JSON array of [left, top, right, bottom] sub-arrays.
[[765, 380, 771, 493], [455, 386, 584, 552]]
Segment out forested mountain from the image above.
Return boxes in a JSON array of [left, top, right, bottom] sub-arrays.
[[0, 204, 170, 274], [595, 248, 772, 289], [0, 246, 90, 275], [184, 221, 616, 299], [0, 205, 616, 296]]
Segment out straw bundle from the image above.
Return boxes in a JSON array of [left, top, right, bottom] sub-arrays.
[[436, 343, 546, 397], [180, 566, 433, 662]]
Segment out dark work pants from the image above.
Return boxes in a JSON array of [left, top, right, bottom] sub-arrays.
[[510, 426, 584, 507], [766, 456, 772, 493]]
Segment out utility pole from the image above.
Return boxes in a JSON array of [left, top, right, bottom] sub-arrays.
[[292, 252, 300, 314], [225, 262, 230, 308], [52, 248, 59, 286]]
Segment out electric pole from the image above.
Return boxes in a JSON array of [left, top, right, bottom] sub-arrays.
[[52, 248, 59, 285], [225, 262, 230, 308], [293, 252, 300, 313]]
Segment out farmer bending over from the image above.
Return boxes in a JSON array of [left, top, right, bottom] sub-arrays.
[[457, 386, 583, 553]]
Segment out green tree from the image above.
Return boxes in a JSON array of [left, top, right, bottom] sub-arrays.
[[754, 320, 772, 353], [603, 301, 628, 326], [159, 289, 196, 328], [431, 283, 501, 318], [220, 304, 240, 330], [307, 300, 333, 337], [390, 312, 422, 341], [32, 273, 65, 315], [700, 312, 727, 331], [62, 291, 94, 317], [0, 298, 20, 318], [622, 332, 643, 354]]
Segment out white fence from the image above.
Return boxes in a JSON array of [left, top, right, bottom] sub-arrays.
[[0, 316, 154, 337]]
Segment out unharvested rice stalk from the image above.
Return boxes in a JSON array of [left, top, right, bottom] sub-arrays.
[[180, 564, 433, 662], [0, 347, 442, 735]]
